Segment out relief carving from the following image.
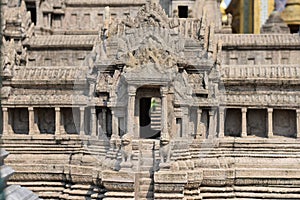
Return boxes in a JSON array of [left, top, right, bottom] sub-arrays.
[[1, 38, 17, 77]]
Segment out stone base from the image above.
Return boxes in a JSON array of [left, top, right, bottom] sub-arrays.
[[102, 170, 135, 200], [120, 162, 133, 172], [159, 162, 171, 171]]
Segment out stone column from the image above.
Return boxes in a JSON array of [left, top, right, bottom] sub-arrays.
[[181, 107, 189, 138], [102, 108, 107, 135], [36, 0, 40, 26], [127, 85, 136, 136], [80, 107, 85, 136], [196, 108, 203, 138], [111, 110, 119, 137], [48, 13, 51, 29], [2, 108, 9, 135], [55, 107, 61, 135], [29, 107, 38, 135], [160, 87, 169, 139], [241, 108, 247, 137], [134, 98, 140, 138], [267, 108, 273, 138], [296, 109, 300, 139], [219, 107, 225, 138], [90, 107, 97, 137], [208, 109, 216, 138]]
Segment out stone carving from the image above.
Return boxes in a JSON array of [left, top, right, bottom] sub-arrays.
[[134, 0, 170, 28], [96, 73, 111, 92], [3, 0, 34, 41], [124, 47, 178, 72], [13, 67, 83, 81], [195, 122, 206, 139], [120, 133, 133, 170], [188, 73, 204, 92], [16, 47, 28, 66], [1, 86, 12, 99], [2, 1, 300, 200], [116, 26, 185, 62], [159, 137, 171, 163], [1, 38, 16, 77], [174, 70, 193, 103]]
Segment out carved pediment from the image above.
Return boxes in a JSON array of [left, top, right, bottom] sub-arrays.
[[116, 27, 185, 67], [124, 46, 178, 71], [123, 62, 177, 84]]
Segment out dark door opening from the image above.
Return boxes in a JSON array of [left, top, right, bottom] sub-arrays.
[[140, 97, 161, 139], [140, 98, 151, 127], [26, 2, 37, 25], [178, 6, 188, 18]]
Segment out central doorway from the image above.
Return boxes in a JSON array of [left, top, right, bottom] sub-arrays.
[[137, 87, 161, 139]]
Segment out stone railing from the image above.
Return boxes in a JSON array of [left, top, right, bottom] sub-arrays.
[[13, 67, 87, 82], [216, 34, 300, 47], [114, 18, 201, 39], [176, 18, 201, 39], [224, 92, 300, 107], [222, 65, 300, 80]]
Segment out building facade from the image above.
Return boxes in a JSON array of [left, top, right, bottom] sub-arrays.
[[1, 0, 300, 199]]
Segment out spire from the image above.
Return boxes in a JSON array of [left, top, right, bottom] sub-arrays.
[[261, 10, 290, 34]]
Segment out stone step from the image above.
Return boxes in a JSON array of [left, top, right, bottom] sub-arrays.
[[138, 191, 154, 198], [9, 181, 65, 187], [26, 186, 64, 192], [139, 178, 152, 185], [139, 184, 154, 191], [137, 171, 152, 176], [139, 166, 154, 171]]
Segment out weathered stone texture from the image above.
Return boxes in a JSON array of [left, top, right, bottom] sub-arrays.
[[1, 0, 300, 200]]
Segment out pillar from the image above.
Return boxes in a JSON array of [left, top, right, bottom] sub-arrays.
[[29, 107, 38, 135], [2, 107, 9, 135], [90, 107, 97, 137], [134, 98, 140, 138], [208, 109, 216, 138], [181, 107, 189, 138], [241, 108, 247, 137], [219, 107, 225, 138], [267, 108, 273, 138], [111, 110, 119, 137], [80, 107, 85, 136], [196, 108, 203, 138], [127, 85, 136, 136], [55, 107, 61, 135], [160, 87, 169, 139], [48, 13, 51, 29], [102, 108, 107, 135], [297, 109, 300, 139], [60, 109, 65, 134]]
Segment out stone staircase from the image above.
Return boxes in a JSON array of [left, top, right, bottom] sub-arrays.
[[150, 98, 161, 131], [136, 139, 160, 200], [189, 138, 300, 200], [0, 135, 109, 199]]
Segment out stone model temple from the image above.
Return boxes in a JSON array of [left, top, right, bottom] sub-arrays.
[[1, 0, 300, 199]]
